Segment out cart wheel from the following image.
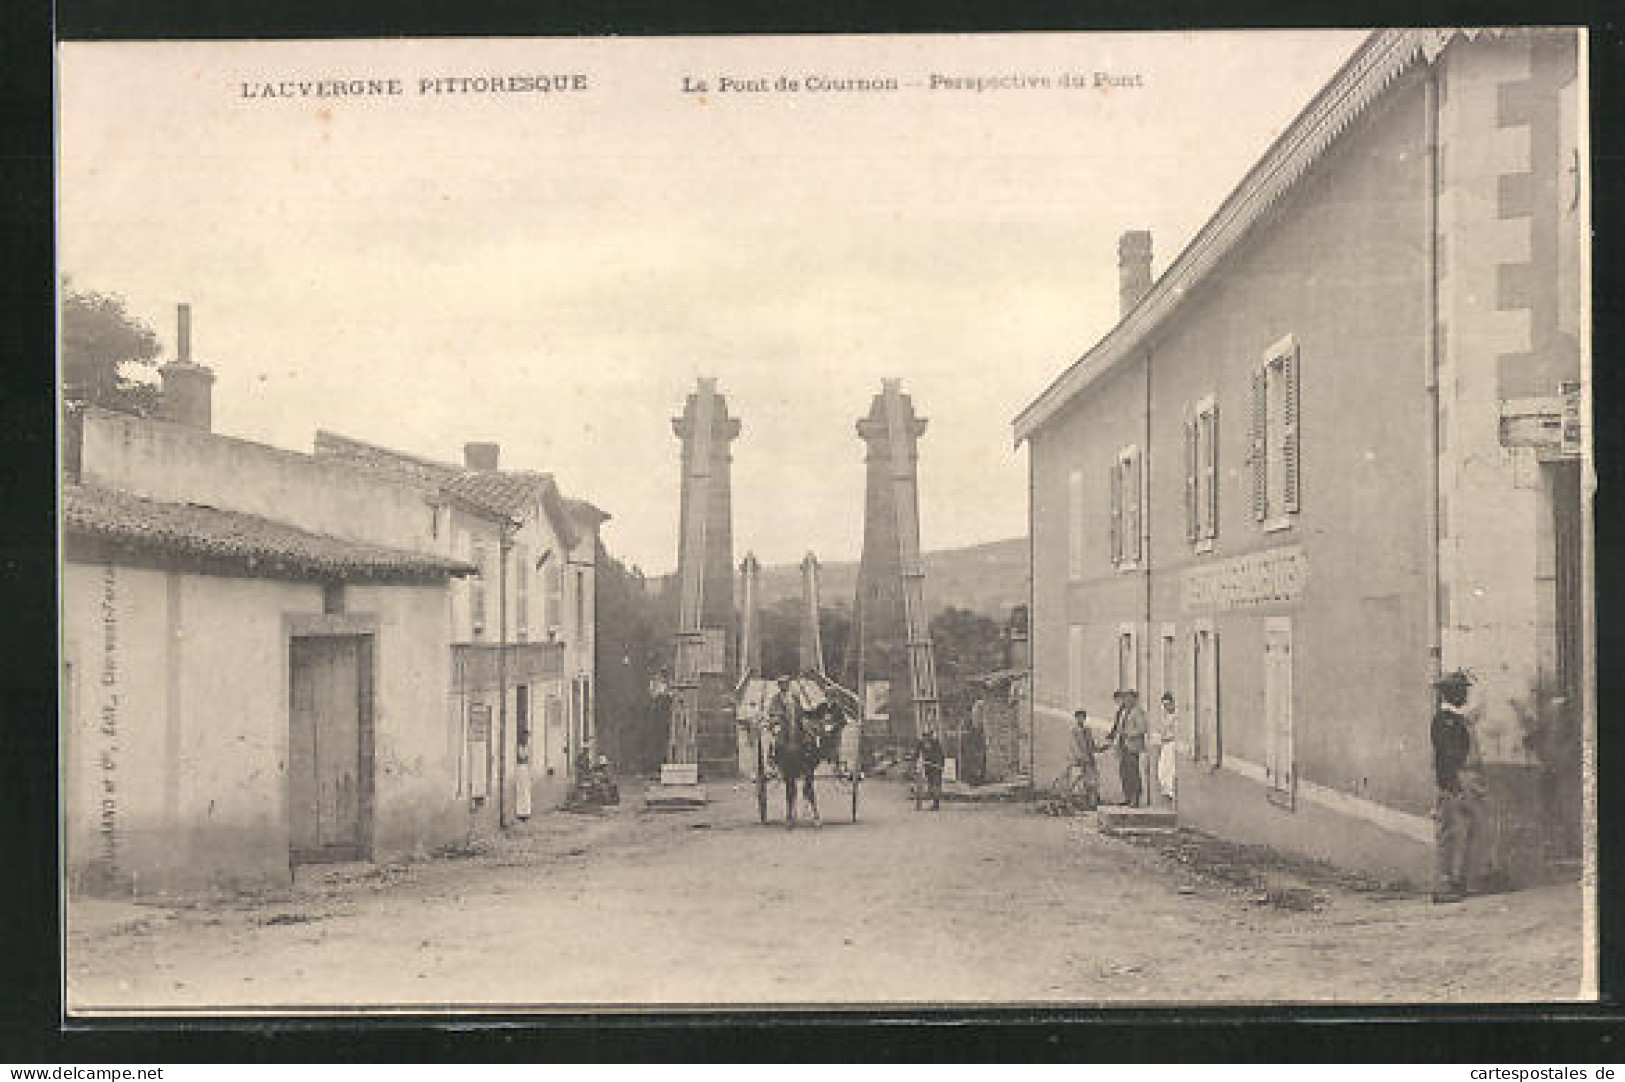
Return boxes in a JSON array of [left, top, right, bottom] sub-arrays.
[[756, 772, 768, 824], [851, 772, 860, 823]]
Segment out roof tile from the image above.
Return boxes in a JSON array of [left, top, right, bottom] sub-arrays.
[[64, 483, 474, 581]]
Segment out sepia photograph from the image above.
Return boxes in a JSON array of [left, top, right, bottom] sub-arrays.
[[55, 27, 1594, 1014]]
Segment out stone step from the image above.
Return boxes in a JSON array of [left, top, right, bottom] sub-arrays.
[[1098, 807, 1178, 834], [644, 782, 708, 809]]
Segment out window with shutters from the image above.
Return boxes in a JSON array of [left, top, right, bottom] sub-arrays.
[[1251, 336, 1301, 530], [1191, 623, 1219, 764], [1264, 616, 1295, 806], [1185, 395, 1219, 550], [575, 568, 587, 642], [1110, 445, 1143, 570], [1115, 625, 1138, 695], [1067, 469, 1084, 581], [545, 560, 563, 633], [471, 540, 488, 638], [513, 543, 529, 641]]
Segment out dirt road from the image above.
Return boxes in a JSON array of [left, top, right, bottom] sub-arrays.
[[67, 779, 1585, 1011]]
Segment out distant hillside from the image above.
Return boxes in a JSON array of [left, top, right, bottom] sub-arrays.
[[754, 537, 1028, 619]]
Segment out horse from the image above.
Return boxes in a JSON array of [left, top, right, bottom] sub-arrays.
[[770, 698, 846, 830]]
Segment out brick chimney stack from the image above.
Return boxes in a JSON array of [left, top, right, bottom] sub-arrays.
[[463, 442, 501, 471], [1118, 230, 1154, 319], [159, 302, 216, 431]]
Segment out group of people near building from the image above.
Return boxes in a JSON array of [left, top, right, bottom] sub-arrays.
[[1064, 690, 1179, 810], [1050, 668, 1493, 904]]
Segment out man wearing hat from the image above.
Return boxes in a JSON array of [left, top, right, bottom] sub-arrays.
[[1431, 669, 1483, 903], [1107, 689, 1148, 808]]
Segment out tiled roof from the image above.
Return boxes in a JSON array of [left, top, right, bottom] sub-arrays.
[[312, 430, 462, 488], [561, 496, 611, 526], [63, 483, 475, 581], [443, 470, 556, 519], [314, 429, 592, 545]]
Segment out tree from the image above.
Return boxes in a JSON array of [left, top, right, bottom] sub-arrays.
[[756, 597, 849, 680], [929, 606, 1006, 697], [61, 281, 163, 415], [592, 543, 669, 773]]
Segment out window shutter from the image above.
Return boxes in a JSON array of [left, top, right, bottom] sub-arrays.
[[1249, 367, 1268, 521], [1123, 451, 1138, 564], [1109, 460, 1122, 566], [1204, 403, 1219, 539], [1210, 630, 1222, 767], [1183, 418, 1198, 542], [1131, 448, 1144, 563], [1282, 345, 1301, 514], [472, 542, 488, 633], [514, 543, 528, 637], [548, 565, 563, 629], [1264, 634, 1278, 784]]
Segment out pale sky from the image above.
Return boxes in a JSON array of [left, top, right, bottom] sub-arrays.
[[58, 31, 1367, 574]]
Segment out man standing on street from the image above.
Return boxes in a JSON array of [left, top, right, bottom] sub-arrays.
[[1431, 669, 1484, 903], [1108, 689, 1147, 808], [915, 725, 946, 811]]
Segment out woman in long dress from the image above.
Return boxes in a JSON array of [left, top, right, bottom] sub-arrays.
[[1156, 692, 1179, 805]]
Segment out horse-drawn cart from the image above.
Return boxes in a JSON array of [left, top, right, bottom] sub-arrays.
[[737, 674, 862, 826]]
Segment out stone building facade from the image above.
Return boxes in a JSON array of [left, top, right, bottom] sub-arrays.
[[1014, 29, 1587, 886]]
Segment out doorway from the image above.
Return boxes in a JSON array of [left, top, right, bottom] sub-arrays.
[[1192, 625, 1219, 764], [288, 634, 374, 864]]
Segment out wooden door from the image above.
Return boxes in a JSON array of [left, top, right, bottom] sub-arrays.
[[1264, 618, 1294, 804], [289, 635, 370, 862], [1192, 627, 1219, 764]]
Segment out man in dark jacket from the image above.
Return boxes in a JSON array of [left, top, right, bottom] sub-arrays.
[[1107, 689, 1148, 808], [1431, 669, 1482, 903], [915, 726, 946, 811]]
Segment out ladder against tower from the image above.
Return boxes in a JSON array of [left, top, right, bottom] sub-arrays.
[[648, 378, 741, 808], [843, 379, 941, 758]]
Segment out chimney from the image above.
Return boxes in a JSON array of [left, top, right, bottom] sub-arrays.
[[1117, 230, 1153, 319], [464, 441, 501, 471], [159, 302, 216, 431]]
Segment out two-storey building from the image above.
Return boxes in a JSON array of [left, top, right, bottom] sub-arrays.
[[313, 433, 607, 825], [1015, 29, 1587, 886]]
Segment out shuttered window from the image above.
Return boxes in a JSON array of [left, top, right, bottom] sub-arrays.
[[1125, 448, 1141, 565], [545, 561, 562, 631], [1188, 396, 1219, 545], [1109, 459, 1123, 565], [1112, 446, 1143, 568], [1183, 418, 1199, 542], [1116, 626, 1138, 694], [1264, 617, 1294, 803], [1249, 368, 1268, 521], [1280, 347, 1300, 514], [575, 568, 587, 641], [471, 541, 488, 637], [1201, 401, 1219, 538], [513, 543, 529, 640], [1252, 337, 1301, 527]]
